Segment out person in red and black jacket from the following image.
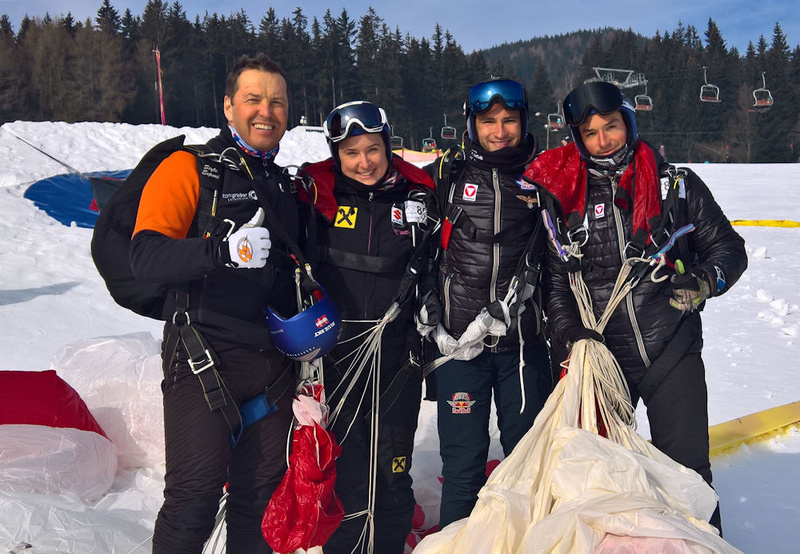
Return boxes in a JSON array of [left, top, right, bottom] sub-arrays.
[[301, 101, 438, 554], [525, 80, 747, 534]]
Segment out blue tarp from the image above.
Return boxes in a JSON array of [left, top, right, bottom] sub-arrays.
[[24, 170, 131, 229]]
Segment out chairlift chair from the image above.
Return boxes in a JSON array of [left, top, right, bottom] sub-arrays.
[[751, 71, 774, 111], [389, 126, 403, 150], [441, 114, 457, 140], [699, 67, 721, 103], [422, 128, 437, 152], [547, 113, 564, 132], [634, 84, 653, 111]]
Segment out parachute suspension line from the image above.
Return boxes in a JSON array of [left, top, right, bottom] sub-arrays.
[[363, 336, 382, 554], [567, 262, 638, 445], [330, 311, 396, 554], [202, 491, 228, 554], [517, 307, 527, 415], [327, 318, 383, 432], [126, 535, 154, 554]]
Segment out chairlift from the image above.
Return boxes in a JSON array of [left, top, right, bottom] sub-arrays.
[[699, 67, 721, 103], [751, 71, 774, 112], [422, 128, 437, 152], [441, 114, 457, 141], [634, 84, 653, 111], [390, 126, 403, 150], [547, 113, 564, 132]]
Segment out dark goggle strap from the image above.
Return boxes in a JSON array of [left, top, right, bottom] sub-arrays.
[[563, 81, 624, 126]]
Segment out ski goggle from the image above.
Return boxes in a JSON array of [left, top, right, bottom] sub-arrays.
[[563, 81, 624, 126], [467, 79, 526, 114], [324, 101, 388, 143]]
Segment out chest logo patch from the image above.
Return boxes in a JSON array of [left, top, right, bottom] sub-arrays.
[[594, 203, 606, 219], [335, 206, 358, 228], [462, 183, 478, 202], [391, 206, 404, 226]]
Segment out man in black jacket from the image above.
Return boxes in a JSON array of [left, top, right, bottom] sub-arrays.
[[525, 80, 747, 533], [425, 78, 552, 529], [130, 54, 298, 553]]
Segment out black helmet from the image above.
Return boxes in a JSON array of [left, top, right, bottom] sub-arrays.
[[562, 81, 638, 162], [464, 78, 529, 143], [323, 101, 392, 168]]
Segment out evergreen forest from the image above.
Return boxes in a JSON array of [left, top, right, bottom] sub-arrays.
[[1, 0, 798, 162]]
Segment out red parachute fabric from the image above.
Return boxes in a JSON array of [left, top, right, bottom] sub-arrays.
[[0, 370, 106, 437], [262, 384, 344, 551]]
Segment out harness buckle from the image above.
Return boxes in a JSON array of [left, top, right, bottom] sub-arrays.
[[567, 224, 589, 247], [623, 240, 646, 262], [189, 350, 216, 374]]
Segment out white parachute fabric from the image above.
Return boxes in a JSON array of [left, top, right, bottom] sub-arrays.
[[0, 335, 164, 554], [0, 424, 117, 501], [414, 262, 741, 553]]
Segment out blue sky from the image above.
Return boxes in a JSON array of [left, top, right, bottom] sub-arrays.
[[2, 0, 797, 55]]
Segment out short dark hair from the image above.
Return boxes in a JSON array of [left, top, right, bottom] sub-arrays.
[[225, 53, 287, 99]]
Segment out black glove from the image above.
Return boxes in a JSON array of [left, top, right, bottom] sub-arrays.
[[669, 271, 711, 312], [562, 326, 604, 347]]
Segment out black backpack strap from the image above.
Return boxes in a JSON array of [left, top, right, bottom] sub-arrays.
[[436, 145, 467, 211]]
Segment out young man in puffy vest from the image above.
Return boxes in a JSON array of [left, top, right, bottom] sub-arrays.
[[426, 78, 552, 528]]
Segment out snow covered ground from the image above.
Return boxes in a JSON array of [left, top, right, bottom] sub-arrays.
[[0, 120, 798, 553]]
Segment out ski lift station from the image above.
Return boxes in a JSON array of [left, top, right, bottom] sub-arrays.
[[594, 67, 652, 111]]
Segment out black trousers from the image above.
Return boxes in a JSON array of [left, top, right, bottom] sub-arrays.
[[323, 336, 422, 554], [630, 351, 721, 533], [434, 342, 552, 529], [152, 344, 294, 554]]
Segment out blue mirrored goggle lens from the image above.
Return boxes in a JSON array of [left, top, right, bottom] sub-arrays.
[[563, 82, 623, 126], [324, 102, 386, 142], [468, 80, 526, 114]]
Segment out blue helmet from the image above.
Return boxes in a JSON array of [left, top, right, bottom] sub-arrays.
[[323, 101, 392, 168], [464, 78, 529, 143], [562, 80, 638, 162], [265, 282, 340, 362]]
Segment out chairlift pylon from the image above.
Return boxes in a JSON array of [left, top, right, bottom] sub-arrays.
[[751, 71, 774, 112], [441, 114, 457, 140], [700, 67, 721, 103]]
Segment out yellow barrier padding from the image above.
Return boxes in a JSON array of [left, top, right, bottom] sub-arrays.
[[730, 219, 800, 227], [709, 400, 800, 455]]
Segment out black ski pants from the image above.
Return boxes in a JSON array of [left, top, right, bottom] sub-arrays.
[[434, 342, 552, 529], [152, 343, 294, 554], [630, 351, 722, 533], [323, 336, 422, 554]]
